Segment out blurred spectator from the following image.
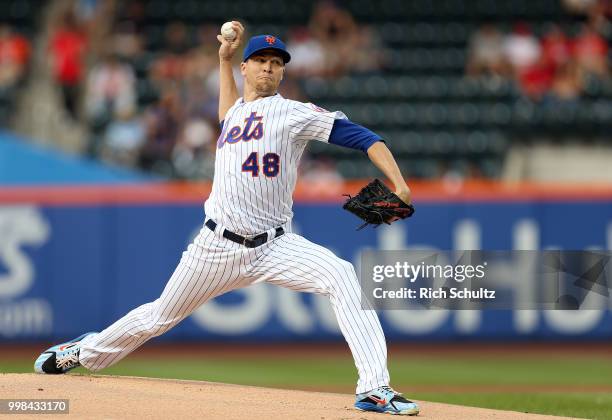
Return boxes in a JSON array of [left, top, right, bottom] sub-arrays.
[[164, 21, 190, 54], [149, 53, 186, 89], [352, 26, 387, 74], [467, 19, 609, 102], [286, 27, 326, 77], [116, 0, 147, 35], [75, 0, 101, 25], [589, 1, 612, 40], [183, 45, 217, 86], [184, 25, 218, 83], [300, 156, 344, 195], [563, 0, 599, 14], [288, 20, 386, 77], [85, 54, 136, 125], [148, 22, 191, 90], [205, 65, 243, 99], [503, 23, 541, 74], [573, 23, 608, 77], [100, 109, 146, 167], [0, 24, 30, 90], [518, 55, 555, 100], [466, 24, 509, 77], [49, 12, 88, 120], [111, 21, 144, 62], [172, 117, 216, 179], [549, 60, 583, 103], [139, 91, 183, 174], [182, 79, 217, 122], [541, 25, 573, 69], [309, 1, 360, 77]]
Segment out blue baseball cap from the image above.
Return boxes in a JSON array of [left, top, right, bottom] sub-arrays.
[[243, 34, 291, 64]]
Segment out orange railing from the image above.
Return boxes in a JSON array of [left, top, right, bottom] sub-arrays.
[[1, 180, 612, 206]]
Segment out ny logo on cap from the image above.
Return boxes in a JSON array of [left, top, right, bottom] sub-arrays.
[[265, 36, 276, 45]]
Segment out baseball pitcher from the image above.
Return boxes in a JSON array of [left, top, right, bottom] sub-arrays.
[[34, 21, 419, 416]]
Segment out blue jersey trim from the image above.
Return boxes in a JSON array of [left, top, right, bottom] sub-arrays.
[[328, 119, 381, 153]]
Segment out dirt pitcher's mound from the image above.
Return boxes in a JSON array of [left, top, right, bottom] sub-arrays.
[[1, 374, 578, 420]]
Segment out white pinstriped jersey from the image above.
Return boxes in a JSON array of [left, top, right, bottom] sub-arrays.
[[205, 94, 346, 236]]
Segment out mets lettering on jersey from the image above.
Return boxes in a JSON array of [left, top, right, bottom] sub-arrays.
[[219, 112, 264, 147]]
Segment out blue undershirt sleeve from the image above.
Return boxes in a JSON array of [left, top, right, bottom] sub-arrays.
[[328, 119, 382, 153]]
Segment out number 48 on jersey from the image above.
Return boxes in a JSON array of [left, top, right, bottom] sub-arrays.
[[241, 152, 280, 177]]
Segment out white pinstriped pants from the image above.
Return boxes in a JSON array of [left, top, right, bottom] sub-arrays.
[[79, 222, 390, 393]]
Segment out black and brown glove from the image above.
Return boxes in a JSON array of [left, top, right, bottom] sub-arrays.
[[342, 179, 415, 230]]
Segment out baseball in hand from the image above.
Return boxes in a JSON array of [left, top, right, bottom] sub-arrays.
[[221, 22, 236, 41]]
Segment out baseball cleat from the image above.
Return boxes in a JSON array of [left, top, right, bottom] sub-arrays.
[[355, 385, 419, 415], [34, 332, 97, 374]]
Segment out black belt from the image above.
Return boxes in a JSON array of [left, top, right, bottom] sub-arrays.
[[205, 219, 284, 248]]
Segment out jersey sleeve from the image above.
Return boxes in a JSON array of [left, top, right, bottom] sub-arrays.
[[328, 119, 382, 153], [288, 102, 347, 143]]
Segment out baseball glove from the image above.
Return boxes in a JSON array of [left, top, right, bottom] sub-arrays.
[[343, 179, 415, 230]]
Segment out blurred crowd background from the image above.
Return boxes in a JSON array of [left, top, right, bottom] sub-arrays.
[[3, 0, 612, 182]]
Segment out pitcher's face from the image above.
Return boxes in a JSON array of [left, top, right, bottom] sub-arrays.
[[241, 51, 285, 96]]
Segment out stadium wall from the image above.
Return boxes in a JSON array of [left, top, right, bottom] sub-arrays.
[[0, 182, 611, 342]]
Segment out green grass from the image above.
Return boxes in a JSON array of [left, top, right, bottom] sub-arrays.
[[4, 354, 612, 419], [409, 392, 612, 420]]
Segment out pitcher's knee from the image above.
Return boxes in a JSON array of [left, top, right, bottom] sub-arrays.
[[145, 310, 181, 337], [132, 301, 180, 338], [323, 259, 360, 292], [149, 316, 180, 337], [336, 259, 359, 284]]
